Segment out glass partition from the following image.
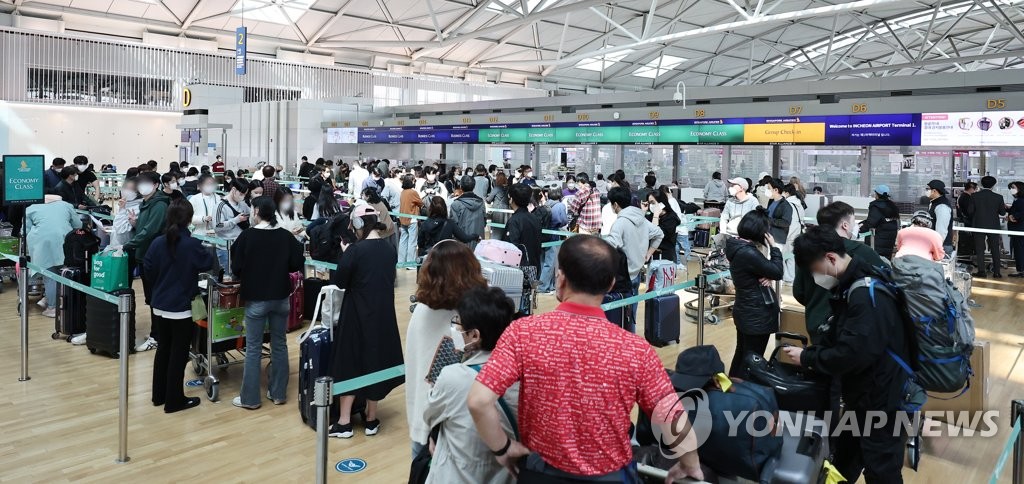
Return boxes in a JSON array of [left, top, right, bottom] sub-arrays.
[[621, 145, 674, 187], [471, 145, 527, 171], [781, 147, 864, 197], [537, 145, 606, 182], [678, 146, 726, 188], [971, 149, 1023, 201], [868, 148, 952, 205], [730, 146, 773, 181]]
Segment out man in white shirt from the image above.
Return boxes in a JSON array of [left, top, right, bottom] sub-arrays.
[[348, 161, 369, 196], [720, 177, 759, 236]]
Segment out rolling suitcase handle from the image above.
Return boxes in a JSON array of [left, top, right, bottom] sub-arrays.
[[775, 331, 809, 347]]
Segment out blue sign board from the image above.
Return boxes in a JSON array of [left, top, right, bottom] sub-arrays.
[[335, 458, 367, 474], [235, 26, 247, 76], [2, 154, 46, 205]]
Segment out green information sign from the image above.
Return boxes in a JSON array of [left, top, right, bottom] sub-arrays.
[[2, 155, 46, 205], [476, 124, 745, 144]]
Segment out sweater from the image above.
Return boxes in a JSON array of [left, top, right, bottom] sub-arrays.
[[399, 189, 423, 225], [144, 229, 215, 312], [606, 206, 664, 280], [124, 190, 170, 263], [230, 223, 305, 301]]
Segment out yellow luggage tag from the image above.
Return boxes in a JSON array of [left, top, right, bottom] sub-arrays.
[[823, 461, 845, 484], [713, 373, 732, 393]]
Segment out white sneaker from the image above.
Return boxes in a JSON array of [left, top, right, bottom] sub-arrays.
[[36, 297, 48, 309], [232, 396, 261, 410], [70, 333, 87, 345], [41, 308, 56, 318], [405, 267, 416, 271], [134, 337, 158, 352]]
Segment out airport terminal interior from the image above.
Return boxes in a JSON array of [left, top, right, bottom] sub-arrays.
[[1, 0, 1024, 482]]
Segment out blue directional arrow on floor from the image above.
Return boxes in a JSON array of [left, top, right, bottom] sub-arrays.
[[335, 458, 367, 474]]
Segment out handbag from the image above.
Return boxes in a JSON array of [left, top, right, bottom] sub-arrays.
[[191, 295, 207, 322], [744, 332, 831, 414]]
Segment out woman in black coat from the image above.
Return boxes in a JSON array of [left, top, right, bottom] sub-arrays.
[[859, 185, 900, 258], [644, 190, 681, 261], [417, 196, 478, 256], [724, 208, 783, 378]]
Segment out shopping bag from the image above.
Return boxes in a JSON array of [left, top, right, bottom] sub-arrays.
[[90, 249, 130, 292]]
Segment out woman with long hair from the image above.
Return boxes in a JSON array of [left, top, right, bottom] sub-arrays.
[[724, 209, 783, 378], [645, 189, 681, 262], [328, 205, 405, 438], [361, 186, 396, 247], [405, 241, 487, 457], [313, 186, 341, 220], [143, 199, 214, 413], [229, 196, 305, 409], [486, 171, 511, 240], [274, 187, 305, 242]]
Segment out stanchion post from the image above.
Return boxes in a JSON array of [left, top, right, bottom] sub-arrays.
[[695, 273, 707, 346], [115, 291, 133, 464], [315, 376, 333, 484], [18, 255, 30, 382], [1013, 399, 1024, 484]]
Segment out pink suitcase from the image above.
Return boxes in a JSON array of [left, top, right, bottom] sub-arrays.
[[474, 239, 523, 267], [287, 271, 304, 332]]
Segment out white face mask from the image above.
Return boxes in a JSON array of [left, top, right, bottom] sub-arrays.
[[76, 164, 87, 171], [427, 174, 437, 182], [842, 217, 857, 240], [169, 182, 179, 190], [1012, 188, 1019, 196], [728, 185, 740, 197], [201, 184, 216, 195], [567, 182, 577, 190], [923, 188, 933, 197], [121, 189, 137, 201], [813, 273, 839, 290], [280, 201, 293, 212], [526, 172, 533, 178], [450, 326, 467, 352], [138, 183, 155, 197]]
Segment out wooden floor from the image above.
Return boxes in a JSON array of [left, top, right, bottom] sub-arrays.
[[0, 261, 1022, 483]]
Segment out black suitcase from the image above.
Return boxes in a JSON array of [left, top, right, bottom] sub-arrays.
[[302, 277, 327, 322], [744, 332, 831, 414], [644, 294, 680, 347], [298, 324, 364, 430], [54, 266, 87, 341], [693, 228, 711, 248], [603, 292, 633, 331], [85, 288, 136, 358]]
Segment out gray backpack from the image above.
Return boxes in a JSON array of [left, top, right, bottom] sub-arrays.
[[847, 255, 974, 395]]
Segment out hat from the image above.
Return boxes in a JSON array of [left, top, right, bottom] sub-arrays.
[[927, 179, 947, 195], [874, 184, 890, 196], [727, 177, 749, 191], [758, 172, 770, 180], [669, 346, 725, 391], [352, 204, 378, 218]]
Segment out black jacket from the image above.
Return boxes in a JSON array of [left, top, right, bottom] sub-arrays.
[[971, 189, 1007, 230], [724, 238, 783, 335], [767, 198, 793, 243], [143, 229, 214, 312], [54, 181, 79, 206], [503, 207, 542, 270], [230, 226, 305, 301], [801, 257, 911, 412], [1009, 197, 1024, 232], [859, 198, 899, 258], [957, 192, 975, 225], [417, 217, 477, 256], [647, 209, 680, 258]]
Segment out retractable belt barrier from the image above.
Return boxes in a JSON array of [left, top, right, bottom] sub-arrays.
[[955, 226, 1024, 237], [76, 209, 115, 222], [990, 399, 1024, 484], [599, 270, 731, 312]]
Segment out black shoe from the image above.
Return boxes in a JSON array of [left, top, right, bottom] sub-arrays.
[[165, 397, 201, 414], [153, 399, 165, 407], [972, 272, 988, 278], [364, 419, 381, 436], [329, 423, 354, 439], [993, 273, 1004, 279], [1009, 273, 1024, 278]]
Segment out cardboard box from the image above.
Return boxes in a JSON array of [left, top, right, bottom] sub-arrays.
[[779, 305, 810, 342], [922, 340, 990, 429]]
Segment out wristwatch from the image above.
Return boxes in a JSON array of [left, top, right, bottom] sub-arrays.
[[492, 436, 512, 456]]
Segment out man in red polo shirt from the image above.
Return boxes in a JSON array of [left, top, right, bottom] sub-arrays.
[[468, 235, 702, 482]]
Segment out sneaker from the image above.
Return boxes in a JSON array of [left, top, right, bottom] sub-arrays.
[[165, 397, 201, 414], [364, 419, 381, 436], [266, 392, 286, 405], [36, 297, 47, 309], [134, 337, 158, 352], [329, 423, 354, 439], [70, 333, 87, 345], [41, 308, 56, 318], [405, 267, 416, 271], [231, 396, 261, 410]]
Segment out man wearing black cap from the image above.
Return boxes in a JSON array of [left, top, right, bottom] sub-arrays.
[[925, 179, 955, 258], [970, 175, 1007, 278]]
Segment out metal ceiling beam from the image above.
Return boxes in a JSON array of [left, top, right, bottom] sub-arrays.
[[917, 3, 977, 59], [916, 0, 944, 61], [476, 0, 922, 68], [641, 0, 658, 39], [541, 12, 571, 75], [306, 0, 354, 47], [277, 4, 307, 44], [180, 0, 210, 29], [589, 6, 640, 42], [156, 0, 183, 26], [444, 0, 612, 45], [797, 47, 1024, 78], [974, 0, 1024, 46], [425, 0, 445, 41]]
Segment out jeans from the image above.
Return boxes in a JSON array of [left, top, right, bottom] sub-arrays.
[[1012, 235, 1024, 273], [43, 277, 56, 309], [240, 298, 290, 406], [629, 274, 641, 327], [538, 245, 559, 292], [151, 315, 194, 408], [728, 331, 770, 379], [398, 222, 418, 265], [677, 234, 691, 262], [217, 248, 231, 277]]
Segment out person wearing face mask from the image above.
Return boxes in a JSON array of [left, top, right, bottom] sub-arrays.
[[212, 155, 225, 174], [787, 226, 913, 484], [44, 157, 67, 193], [53, 166, 82, 207], [719, 177, 759, 237], [724, 209, 783, 378], [109, 178, 142, 248], [968, 176, 1007, 278], [72, 155, 99, 207], [246, 180, 264, 205], [222, 170, 236, 193], [188, 174, 220, 234], [645, 190, 681, 263], [122, 171, 171, 353], [605, 186, 664, 329], [274, 187, 306, 242], [327, 205, 405, 439], [419, 166, 450, 206], [858, 185, 899, 259], [404, 241, 488, 458], [450, 176, 487, 250], [348, 161, 370, 196], [472, 164, 491, 201], [24, 194, 82, 318], [161, 172, 183, 202], [1006, 181, 1024, 277], [485, 171, 509, 239], [518, 166, 537, 187], [765, 178, 793, 257], [561, 174, 579, 204], [422, 286, 520, 483], [213, 179, 252, 276], [362, 167, 385, 194]]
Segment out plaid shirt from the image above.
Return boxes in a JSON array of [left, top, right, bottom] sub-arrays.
[[568, 185, 602, 232], [261, 178, 281, 198]]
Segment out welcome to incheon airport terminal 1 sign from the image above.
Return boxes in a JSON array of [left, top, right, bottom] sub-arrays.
[[2, 155, 45, 205]]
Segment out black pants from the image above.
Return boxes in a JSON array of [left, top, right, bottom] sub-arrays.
[[129, 256, 158, 340], [151, 315, 194, 408], [728, 331, 770, 379], [833, 409, 908, 484], [1012, 235, 1024, 273], [974, 232, 1003, 275]]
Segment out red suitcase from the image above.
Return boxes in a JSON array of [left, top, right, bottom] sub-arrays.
[[287, 271, 304, 332]]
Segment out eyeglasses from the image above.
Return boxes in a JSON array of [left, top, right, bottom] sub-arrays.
[[450, 316, 470, 334]]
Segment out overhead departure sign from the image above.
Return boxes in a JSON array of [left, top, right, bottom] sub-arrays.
[[235, 27, 247, 76]]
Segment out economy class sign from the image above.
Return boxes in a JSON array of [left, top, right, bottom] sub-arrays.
[[743, 121, 826, 143]]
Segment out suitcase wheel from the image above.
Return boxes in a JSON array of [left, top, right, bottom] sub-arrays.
[[51, 332, 61, 340], [204, 376, 220, 402]]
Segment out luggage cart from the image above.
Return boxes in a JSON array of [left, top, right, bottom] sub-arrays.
[[190, 273, 269, 402], [684, 249, 735, 325]]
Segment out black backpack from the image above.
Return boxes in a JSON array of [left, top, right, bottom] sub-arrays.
[[308, 214, 355, 263], [610, 247, 632, 294], [63, 228, 101, 269]]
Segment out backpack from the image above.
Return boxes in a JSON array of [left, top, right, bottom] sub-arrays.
[[63, 228, 101, 269], [308, 213, 354, 263], [847, 255, 974, 395]]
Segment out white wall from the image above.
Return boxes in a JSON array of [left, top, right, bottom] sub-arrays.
[[0, 102, 180, 171]]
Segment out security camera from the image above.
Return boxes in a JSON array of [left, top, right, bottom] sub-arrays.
[[673, 81, 687, 108], [673, 92, 683, 104]]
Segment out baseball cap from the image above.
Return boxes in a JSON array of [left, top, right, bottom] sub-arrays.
[[352, 204, 378, 218], [874, 184, 890, 195], [727, 177, 749, 191], [669, 346, 726, 391], [926, 179, 946, 194]]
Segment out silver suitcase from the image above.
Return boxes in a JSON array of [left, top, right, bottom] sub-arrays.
[[479, 260, 523, 305]]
